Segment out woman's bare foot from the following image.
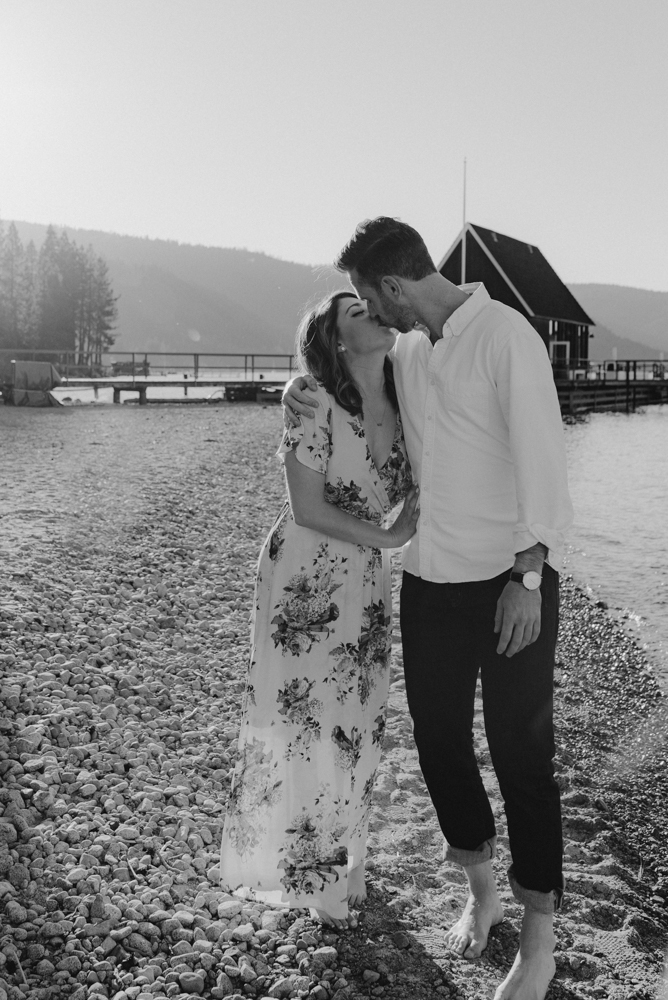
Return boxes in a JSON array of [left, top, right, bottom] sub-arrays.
[[309, 907, 353, 931], [347, 862, 367, 909], [493, 909, 555, 1000], [444, 861, 504, 960]]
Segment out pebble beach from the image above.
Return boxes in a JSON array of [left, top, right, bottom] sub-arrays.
[[1, 402, 667, 1000]]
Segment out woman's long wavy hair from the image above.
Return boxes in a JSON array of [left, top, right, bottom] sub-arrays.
[[295, 291, 397, 417]]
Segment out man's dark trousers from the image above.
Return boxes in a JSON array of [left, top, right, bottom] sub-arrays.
[[400, 566, 563, 901]]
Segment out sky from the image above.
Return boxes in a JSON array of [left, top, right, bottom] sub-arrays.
[[0, 0, 667, 290]]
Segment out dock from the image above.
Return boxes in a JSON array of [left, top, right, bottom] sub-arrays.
[[554, 359, 668, 415], [1, 350, 667, 414]]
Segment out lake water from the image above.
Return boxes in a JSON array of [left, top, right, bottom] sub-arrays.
[[563, 405, 668, 685]]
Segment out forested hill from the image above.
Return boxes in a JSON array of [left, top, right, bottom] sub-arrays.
[[10, 221, 666, 358], [568, 283, 668, 358], [11, 221, 346, 355]]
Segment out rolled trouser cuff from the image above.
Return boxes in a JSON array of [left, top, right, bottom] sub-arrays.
[[508, 865, 564, 913], [444, 835, 497, 867]]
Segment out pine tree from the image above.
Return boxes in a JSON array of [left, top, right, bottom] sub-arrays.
[[0, 218, 6, 346], [18, 241, 40, 348], [0, 223, 24, 346], [0, 220, 118, 360], [90, 254, 118, 363], [37, 225, 70, 351]]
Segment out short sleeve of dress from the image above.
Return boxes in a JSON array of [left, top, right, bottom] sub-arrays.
[[276, 385, 332, 475]]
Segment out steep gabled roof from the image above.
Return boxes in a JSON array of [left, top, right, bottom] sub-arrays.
[[438, 224, 594, 326]]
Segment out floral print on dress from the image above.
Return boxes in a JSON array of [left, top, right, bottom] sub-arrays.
[[331, 724, 363, 783], [371, 713, 386, 748], [324, 478, 380, 523], [351, 770, 377, 838], [277, 785, 348, 895], [268, 505, 288, 563], [328, 598, 391, 707], [220, 381, 412, 919], [271, 572, 340, 656], [225, 738, 283, 858], [281, 409, 333, 474], [277, 678, 323, 761]]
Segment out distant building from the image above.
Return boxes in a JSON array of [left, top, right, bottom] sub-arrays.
[[438, 224, 594, 367]]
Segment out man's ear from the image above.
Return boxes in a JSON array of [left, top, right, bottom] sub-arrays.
[[380, 275, 402, 299]]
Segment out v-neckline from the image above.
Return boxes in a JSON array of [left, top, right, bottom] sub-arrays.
[[356, 411, 399, 476]]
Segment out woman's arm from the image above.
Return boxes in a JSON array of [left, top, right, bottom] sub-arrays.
[[283, 450, 419, 548]]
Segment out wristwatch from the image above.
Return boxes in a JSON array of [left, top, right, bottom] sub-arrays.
[[509, 570, 542, 591]]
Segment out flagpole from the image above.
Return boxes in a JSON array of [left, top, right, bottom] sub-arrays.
[[461, 157, 467, 284]]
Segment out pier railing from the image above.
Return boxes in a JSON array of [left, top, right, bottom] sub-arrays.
[[552, 358, 667, 382], [0, 349, 296, 383]]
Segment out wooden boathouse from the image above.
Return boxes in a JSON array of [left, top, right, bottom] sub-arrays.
[[437, 224, 668, 414], [438, 223, 594, 367]]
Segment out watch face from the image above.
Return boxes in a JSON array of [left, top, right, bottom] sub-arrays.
[[523, 571, 542, 590]]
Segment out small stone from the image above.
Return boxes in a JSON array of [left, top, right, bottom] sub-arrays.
[[117, 825, 140, 841], [217, 898, 243, 918], [66, 865, 87, 884], [8, 863, 29, 888], [230, 921, 255, 941], [266, 978, 293, 999], [57, 955, 82, 973], [312, 945, 338, 968], [392, 931, 410, 949], [5, 900, 28, 924], [0, 822, 18, 845], [178, 970, 205, 994], [90, 893, 107, 919], [362, 969, 381, 983], [260, 908, 285, 931], [125, 933, 154, 957], [35, 959, 56, 977]]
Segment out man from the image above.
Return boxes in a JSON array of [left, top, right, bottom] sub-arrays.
[[284, 217, 573, 1000]]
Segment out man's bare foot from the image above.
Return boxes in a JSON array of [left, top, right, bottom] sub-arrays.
[[445, 890, 504, 958], [348, 862, 366, 909], [493, 908, 555, 1000], [444, 861, 504, 959]]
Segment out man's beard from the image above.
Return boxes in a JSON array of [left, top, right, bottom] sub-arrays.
[[390, 307, 417, 334]]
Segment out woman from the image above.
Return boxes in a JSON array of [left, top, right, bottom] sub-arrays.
[[219, 291, 418, 925]]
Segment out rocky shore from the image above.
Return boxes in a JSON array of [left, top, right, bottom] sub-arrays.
[[1, 403, 667, 1000]]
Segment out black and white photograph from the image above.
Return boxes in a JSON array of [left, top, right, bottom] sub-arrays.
[[1, 2, 667, 999]]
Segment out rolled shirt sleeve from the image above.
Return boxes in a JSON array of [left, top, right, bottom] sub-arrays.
[[495, 323, 574, 570]]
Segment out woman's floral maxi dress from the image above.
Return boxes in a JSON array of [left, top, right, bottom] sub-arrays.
[[220, 384, 412, 918]]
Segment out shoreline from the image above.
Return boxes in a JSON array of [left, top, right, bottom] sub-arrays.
[[0, 404, 667, 1000]]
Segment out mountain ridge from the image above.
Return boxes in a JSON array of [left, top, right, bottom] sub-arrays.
[[9, 221, 666, 359]]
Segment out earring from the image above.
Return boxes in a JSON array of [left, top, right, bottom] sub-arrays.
[[336, 343, 346, 353]]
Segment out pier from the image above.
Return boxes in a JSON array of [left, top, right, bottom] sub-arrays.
[[0, 350, 294, 405], [554, 359, 668, 415], [1, 349, 667, 413]]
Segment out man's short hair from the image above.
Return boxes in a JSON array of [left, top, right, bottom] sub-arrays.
[[335, 216, 436, 289]]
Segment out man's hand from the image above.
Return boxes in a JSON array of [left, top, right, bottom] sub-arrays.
[[282, 374, 319, 427], [494, 584, 541, 657]]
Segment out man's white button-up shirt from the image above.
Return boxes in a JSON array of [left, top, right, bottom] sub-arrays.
[[392, 282, 573, 583]]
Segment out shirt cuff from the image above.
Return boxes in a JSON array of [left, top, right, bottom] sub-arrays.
[[513, 525, 564, 573]]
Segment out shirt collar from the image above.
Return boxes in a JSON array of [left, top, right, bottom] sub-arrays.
[[441, 282, 490, 339]]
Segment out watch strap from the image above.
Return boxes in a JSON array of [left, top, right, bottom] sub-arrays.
[[509, 570, 542, 590]]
